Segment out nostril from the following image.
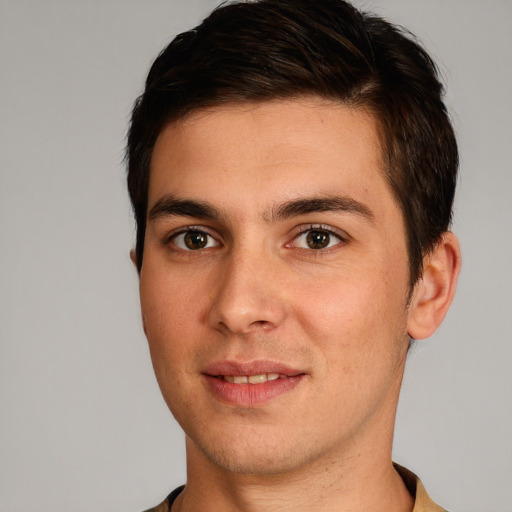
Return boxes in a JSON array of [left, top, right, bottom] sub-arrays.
[[250, 319, 274, 330]]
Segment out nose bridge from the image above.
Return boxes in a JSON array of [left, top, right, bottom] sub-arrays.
[[207, 242, 286, 335]]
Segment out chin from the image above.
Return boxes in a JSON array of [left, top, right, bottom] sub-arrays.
[[189, 427, 331, 476], [201, 446, 308, 476]]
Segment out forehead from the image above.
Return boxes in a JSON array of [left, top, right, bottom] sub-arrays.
[[148, 97, 396, 224]]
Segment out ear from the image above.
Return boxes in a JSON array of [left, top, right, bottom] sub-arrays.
[[407, 231, 461, 340], [130, 249, 138, 268], [130, 249, 146, 334]]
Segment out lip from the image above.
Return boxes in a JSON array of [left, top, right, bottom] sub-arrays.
[[202, 360, 304, 378], [202, 360, 307, 407]]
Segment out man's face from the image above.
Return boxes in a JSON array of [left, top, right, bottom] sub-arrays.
[[139, 98, 413, 475]]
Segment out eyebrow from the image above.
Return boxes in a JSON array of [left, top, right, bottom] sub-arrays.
[[269, 196, 375, 223], [148, 196, 224, 222], [148, 194, 374, 224]]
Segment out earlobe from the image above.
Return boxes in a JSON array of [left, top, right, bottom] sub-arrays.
[[130, 249, 138, 268], [407, 232, 461, 340]]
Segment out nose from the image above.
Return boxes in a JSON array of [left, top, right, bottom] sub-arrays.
[[206, 249, 287, 335]]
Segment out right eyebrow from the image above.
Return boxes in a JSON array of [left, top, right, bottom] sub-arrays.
[[147, 195, 223, 222]]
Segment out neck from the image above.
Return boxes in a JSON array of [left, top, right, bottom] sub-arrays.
[[174, 432, 413, 512]]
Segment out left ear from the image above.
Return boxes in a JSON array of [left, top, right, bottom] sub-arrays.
[[407, 231, 461, 340]]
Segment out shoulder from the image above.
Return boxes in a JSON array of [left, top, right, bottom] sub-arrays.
[[394, 463, 449, 512], [142, 500, 170, 512], [142, 485, 185, 512]]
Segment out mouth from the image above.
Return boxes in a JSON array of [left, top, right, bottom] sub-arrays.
[[202, 361, 306, 407], [213, 373, 290, 384]]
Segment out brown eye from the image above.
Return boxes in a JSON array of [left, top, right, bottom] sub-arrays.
[[184, 231, 207, 249], [292, 228, 344, 250], [306, 230, 330, 249], [173, 230, 218, 251]]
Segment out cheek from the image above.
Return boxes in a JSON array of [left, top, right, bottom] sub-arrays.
[[293, 273, 376, 334], [139, 270, 203, 368], [139, 272, 204, 417], [141, 260, 206, 325], [293, 265, 408, 362]]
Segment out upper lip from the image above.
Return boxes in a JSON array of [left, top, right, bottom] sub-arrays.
[[202, 360, 305, 377]]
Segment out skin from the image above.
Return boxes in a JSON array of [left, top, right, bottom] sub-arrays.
[[137, 97, 461, 512]]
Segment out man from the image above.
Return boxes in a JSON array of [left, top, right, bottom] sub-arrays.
[[126, 1, 461, 510]]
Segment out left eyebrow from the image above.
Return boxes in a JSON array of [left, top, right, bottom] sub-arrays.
[[269, 196, 375, 223]]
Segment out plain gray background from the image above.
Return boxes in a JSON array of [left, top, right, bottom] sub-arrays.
[[1, 1, 511, 511]]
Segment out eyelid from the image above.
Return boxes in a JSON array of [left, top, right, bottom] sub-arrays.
[[294, 223, 349, 238]]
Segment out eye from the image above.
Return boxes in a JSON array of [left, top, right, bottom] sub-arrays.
[[171, 229, 219, 251], [292, 228, 344, 250]]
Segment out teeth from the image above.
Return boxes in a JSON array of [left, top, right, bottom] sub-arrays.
[[222, 373, 285, 384], [248, 374, 267, 384]]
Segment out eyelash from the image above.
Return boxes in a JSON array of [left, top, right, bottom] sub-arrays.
[[164, 224, 348, 253]]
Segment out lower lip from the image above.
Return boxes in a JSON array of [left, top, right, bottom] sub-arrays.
[[203, 375, 305, 407]]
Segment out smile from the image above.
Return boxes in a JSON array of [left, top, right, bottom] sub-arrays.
[[217, 373, 287, 384], [203, 362, 305, 407]]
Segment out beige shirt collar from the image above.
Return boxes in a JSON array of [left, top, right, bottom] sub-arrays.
[[394, 463, 448, 512]]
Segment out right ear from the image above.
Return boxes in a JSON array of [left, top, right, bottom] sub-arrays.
[[130, 249, 146, 334], [130, 249, 139, 273]]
